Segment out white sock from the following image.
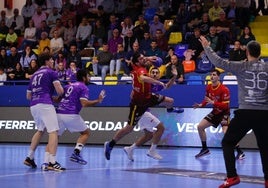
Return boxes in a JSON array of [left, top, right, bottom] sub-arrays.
[[49, 154, 56, 164], [129, 143, 137, 149], [150, 144, 157, 151], [75, 143, 84, 152], [28, 150, 35, 159], [44, 152, 49, 164]]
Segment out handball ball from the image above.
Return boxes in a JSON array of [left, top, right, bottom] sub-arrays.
[[154, 57, 163, 67]]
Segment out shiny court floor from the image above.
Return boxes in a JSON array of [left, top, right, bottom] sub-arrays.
[[0, 143, 265, 188]]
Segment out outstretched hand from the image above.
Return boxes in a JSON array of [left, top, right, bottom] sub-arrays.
[[199, 36, 210, 48]]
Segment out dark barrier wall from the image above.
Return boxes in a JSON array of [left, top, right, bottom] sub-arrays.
[[0, 85, 257, 149]]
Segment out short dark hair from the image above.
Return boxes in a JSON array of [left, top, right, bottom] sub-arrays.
[[38, 53, 52, 66], [76, 69, 87, 81], [210, 69, 221, 76], [132, 52, 141, 64], [247, 41, 260, 58]]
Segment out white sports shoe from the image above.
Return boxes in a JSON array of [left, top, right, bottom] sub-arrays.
[[123, 146, 134, 161], [147, 150, 162, 160]]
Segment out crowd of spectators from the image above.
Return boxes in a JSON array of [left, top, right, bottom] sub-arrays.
[[0, 0, 261, 85]]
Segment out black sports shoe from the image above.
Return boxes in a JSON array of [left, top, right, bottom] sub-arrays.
[[24, 157, 37, 168], [47, 161, 66, 172], [195, 148, 210, 158]]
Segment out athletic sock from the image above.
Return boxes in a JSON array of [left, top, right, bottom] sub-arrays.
[[109, 139, 116, 148], [44, 152, 49, 163], [28, 149, 35, 159], [74, 143, 84, 154], [201, 141, 207, 149]]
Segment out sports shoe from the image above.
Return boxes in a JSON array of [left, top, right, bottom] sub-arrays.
[[195, 148, 210, 158], [41, 163, 49, 171], [24, 157, 37, 168], [123, 146, 134, 161], [147, 150, 162, 160], [47, 161, 66, 172], [167, 107, 184, 113], [70, 152, 87, 165], [219, 176, 240, 188], [235, 152, 245, 160], [104, 141, 112, 160], [265, 180, 268, 188]]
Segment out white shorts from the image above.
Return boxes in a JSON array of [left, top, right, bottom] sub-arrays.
[[30, 104, 59, 133], [138, 111, 161, 132], [57, 114, 88, 136]]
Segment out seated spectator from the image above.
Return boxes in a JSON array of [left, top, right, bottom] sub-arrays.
[[0, 10, 9, 25], [91, 19, 105, 48], [120, 16, 134, 38], [76, 17, 92, 50], [35, 20, 50, 41], [6, 46, 21, 72], [164, 46, 175, 66], [239, 26, 255, 50], [0, 20, 9, 45], [187, 27, 204, 61], [124, 42, 143, 75], [145, 39, 163, 59], [66, 61, 79, 82], [107, 14, 120, 41], [38, 32, 50, 53], [108, 28, 123, 55], [56, 61, 67, 81], [61, 7, 76, 28], [154, 29, 168, 52], [149, 15, 165, 38], [198, 12, 212, 36], [0, 66, 7, 86], [25, 59, 39, 79], [50, 30, 64, 57], [132, 15, 150, 41], [0, 47, 8, 70], [123, 30, 136, 52], [55, 50, 67, 70], [7, 62, 25, 82], [92, 43, 113, 80], [164, 54, 185, 84], [4, 27, 18, 48], [20, 45, 37, 71], [7, 8, 24, 36], [46, 7, 61, 29], [49, 18, 65, 39], [206, 26, 221, 55], [213, 10, 232, 55], [139, 31, 152, 54], [63, 19, 77, 50], [229, 40, 246, 61], [19, 19, 37, 50], [21, 0, 36, 28], [66, 44, 82, 69], [110, 43, 126, 77], [32, 6, 47, 29], [208, 0, 224, 22]]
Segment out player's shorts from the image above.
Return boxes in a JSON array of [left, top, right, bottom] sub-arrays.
[[57, 114, 88, 136], [30, 104, 59, 133], [204, 111, 230, 128], [138, 111, 161, 132], [128, 94, 165, 126]]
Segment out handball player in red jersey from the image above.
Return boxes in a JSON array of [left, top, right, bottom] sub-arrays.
[[104, 52, 168, 160]]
